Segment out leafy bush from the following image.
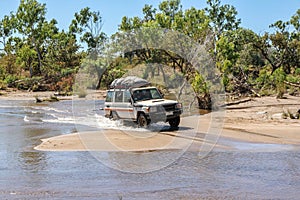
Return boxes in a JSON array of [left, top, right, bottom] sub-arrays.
[[272, 67, 286, 98], [15, 77, 44, 91], [191, 73, 210, 95], [286, 74, 300, 83], [55, 76, 74, 92], [4, 75, 18, 85], [0, 80, 7, 90]]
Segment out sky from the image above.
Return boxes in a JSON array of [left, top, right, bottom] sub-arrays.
[[0, 0, 300, 36]]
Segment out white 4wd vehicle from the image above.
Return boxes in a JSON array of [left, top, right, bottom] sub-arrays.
[[104, 76, 182, 128]]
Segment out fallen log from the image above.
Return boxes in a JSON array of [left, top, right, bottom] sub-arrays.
[[284, 81, 300, 88], [221, 98, 253, 107]]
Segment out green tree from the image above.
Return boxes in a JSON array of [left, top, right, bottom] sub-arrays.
[[69, 7, 107, 55], [116, 0, 243, 108], [205, 0, 241, 56], [0, 14, 15, 54], [253, 9, 300, 75], [205, 0, 240, 36], [45, 31, 82, 78], [14, 0, 59, 77], [215, 28, 264, 94]]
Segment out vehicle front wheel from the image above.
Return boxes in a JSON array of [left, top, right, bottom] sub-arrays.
[[137, 113, 149, 128], [169, 116, 180, 128]]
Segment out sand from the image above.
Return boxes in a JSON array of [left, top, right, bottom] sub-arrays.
[[1, 89, 300, 151], [0, 88, 107, 101]]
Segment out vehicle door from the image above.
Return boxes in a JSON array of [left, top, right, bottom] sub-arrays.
[[121, 90, 134, 119], [114, 90, 134, 119], [104, 90, 114, 117]]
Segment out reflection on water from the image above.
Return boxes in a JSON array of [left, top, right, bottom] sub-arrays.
[[18, 151, 47, 172], [0, 99, 299, 199]]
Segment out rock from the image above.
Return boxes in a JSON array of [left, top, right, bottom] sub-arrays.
[[35, 96, 43, 103], [35, 95, 59, 103], [257, 111, 268, 115], [271, 113, 284, 120], [294, 110, 300, 119]]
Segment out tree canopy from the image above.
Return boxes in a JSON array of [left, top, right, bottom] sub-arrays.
[[0, 0, 299, 107]]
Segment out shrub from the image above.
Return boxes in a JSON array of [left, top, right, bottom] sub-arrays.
[[77, 88, 88, 98], [0, 80, 7, 90], [295, 68, 300, 76], [4, 75, 18, 86], [15, 77, 44, 91], [272, 68, 286, 99], [55, 76, 74, 92]]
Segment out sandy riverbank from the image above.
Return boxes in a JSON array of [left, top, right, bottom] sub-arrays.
[[1, 89, 300, 151], [36, 94, 300, 152], [0, 89, 106, 101]]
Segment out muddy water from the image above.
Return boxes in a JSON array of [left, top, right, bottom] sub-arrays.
[[0, 100, 300, 199]]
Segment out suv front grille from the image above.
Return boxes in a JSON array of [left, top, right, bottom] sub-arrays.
[[163, 104, 176, 112]]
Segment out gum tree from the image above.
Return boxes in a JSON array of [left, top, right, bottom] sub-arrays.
[[116, 0, 241, 109], [69, 7, 107, 55]]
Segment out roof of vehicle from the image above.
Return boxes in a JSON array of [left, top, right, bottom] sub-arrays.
[[109, 76, 150, 89], [131, 86, 157, 91]]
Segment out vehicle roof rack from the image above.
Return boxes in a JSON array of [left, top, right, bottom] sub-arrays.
[[109, 76, 150, 89]]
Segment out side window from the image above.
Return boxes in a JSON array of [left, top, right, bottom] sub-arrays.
[[106, 91, 114, 102], [115, 91, 124, 102], [133, 91, 142, 101], [124, 90, 131, 103]]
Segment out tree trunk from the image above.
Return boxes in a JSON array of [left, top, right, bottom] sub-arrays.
[[35, 45, 42, 75], [159, 64, 167, 85], [96, 67, 107, 89]]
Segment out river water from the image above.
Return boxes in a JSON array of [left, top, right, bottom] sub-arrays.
[[0, 99, 300, 199]]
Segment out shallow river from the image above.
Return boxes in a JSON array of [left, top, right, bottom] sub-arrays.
[[0, 99, 299, 199]]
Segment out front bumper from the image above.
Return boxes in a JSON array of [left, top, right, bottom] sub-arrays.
[[145, 110, 182, 123]]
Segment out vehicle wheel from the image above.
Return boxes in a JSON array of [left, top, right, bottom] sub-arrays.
[[110, 111, 119, 120], [169, 116, 180, 128], [137, 113, 148, 128]]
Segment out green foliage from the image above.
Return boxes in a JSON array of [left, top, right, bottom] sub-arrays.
[[77, 88, 88, 98], [295, 68, 300, 76], [0, 0, 299, 102], [272, 67, 287, 98], [0, 54, 19, 76], [4, 74, 18, 85], [255, 68, 271, 90], [205, 0, 241, 37], [216, 34, 239, 73], [286, 74, 300, 83], [102, 67, 126, 88], [69, 7, 107, 53], [0, 0, 95, 92], [286, 74, 300, 96], [191, 73, 210, 95], [13, 76, 43, 91], [0, 79, 7, 90]]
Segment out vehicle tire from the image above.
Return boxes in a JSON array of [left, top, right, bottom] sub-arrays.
[[169, 116, 180, 128], [137, 113, 148, 128], [110, 111, 119, 120]]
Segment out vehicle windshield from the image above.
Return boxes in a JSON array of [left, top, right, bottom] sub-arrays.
[[132, 88, 162, 102]]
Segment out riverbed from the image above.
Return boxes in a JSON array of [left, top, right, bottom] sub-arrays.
[[0, 99, 300, 199]]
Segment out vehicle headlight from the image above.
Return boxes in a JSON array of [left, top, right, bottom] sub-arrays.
[[143, 107, 150, 113], [175, 103, 182, 109], [150, 106, 157, 112]]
